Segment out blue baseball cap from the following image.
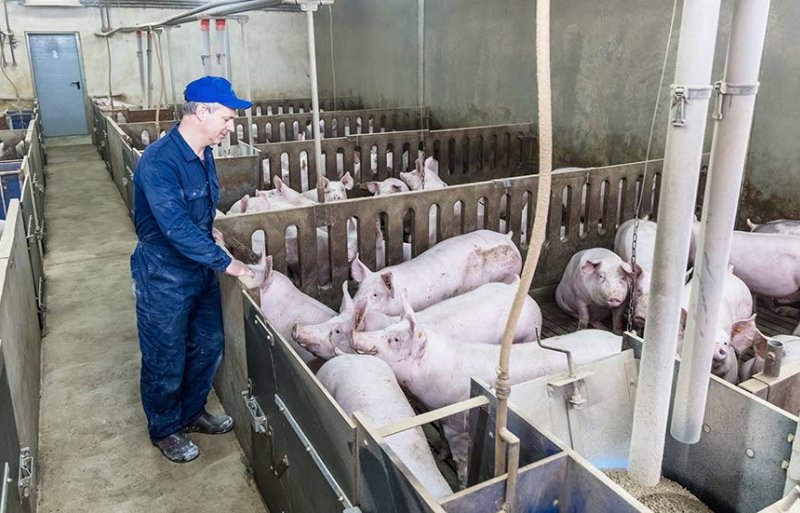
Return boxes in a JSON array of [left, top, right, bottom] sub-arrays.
[[184, 76, 252, 110]]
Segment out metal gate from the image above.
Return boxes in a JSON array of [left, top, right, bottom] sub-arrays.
[[27, 33, 88, 137]]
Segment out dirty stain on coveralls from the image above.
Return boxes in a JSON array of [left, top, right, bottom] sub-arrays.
[[130, 124, 232, 442]]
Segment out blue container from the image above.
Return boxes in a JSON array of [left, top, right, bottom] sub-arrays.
[[0, 162, 22, 220], [6, 110, 33, 130]]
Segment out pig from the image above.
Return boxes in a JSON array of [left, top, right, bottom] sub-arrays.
[[737, 333, 800, 382], [746, 218, 800, 236], [614, 218, 658, 273], [301, 172, 355, 202], [316, 355, 452, 499], [0, 219, 4, 238], [677, 267, 754, 383], [363, 178, 410, 196], [795, 322, 800, 337], [293, 280, 542, 360], [351, 229, 521, 316], [353, 147, 379, 177], [253, 254, 336, 365], [399, 157, 445, 191], [728, 231, 800, 307], [214, 209, 226, 219], [555, 248, 636, 333], [351, 311, 621, 481]]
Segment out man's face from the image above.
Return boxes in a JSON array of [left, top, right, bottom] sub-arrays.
[[196, 104, 237, 146]]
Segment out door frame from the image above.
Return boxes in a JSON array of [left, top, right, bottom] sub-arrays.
[[25, 31, 90, 136]]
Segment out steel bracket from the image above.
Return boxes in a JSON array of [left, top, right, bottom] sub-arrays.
[[17, 447, 32, 500], [241, 380, 268, 434], [712, 80, 760, 120], [36, 276, 46, 315], [671, 85, 713, 127]]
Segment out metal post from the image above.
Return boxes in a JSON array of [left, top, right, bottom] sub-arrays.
[[238, 18, 254, 147], [145, 29, 153, 108], [628, 0, 721, 486], [670, 0, 771, 445], [200, 19, 212, 75], [136, 31, 146, 107], [304, 4, 325, 203], [224, 19, 233, 81], [216, 19, 227, 78], [165, 28, 178, 113], [417, 0, 425, 130]]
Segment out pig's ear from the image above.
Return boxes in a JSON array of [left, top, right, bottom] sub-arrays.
[[679, 308, 688, 337], [380, 272, 395, 298], [365, 181, 380, 194], [353, 298, 369, 330], [581, 260, 601, 275], [340, 281, 354, 314], [752, 329, 770, 359], [350, 254, 372, 283], [391, 182, 406, 193], [341, 172, 354, 190], [240, 195, 249, 213], [730, 313, 758, 353], [425, 157, 439, 176], [620, 261, 634, 276], [632, 262, 644, 277], [411, 327, 428, 359], [255, 254, 274, 289], [400, 290, 416, 326], [322, 176, 330, 188], [273, 175, 284, 191]]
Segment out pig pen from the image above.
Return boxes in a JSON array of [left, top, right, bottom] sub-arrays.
[[214, 159, 798, 512]]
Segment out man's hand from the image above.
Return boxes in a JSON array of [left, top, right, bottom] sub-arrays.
[[224, 258, 254, 278]]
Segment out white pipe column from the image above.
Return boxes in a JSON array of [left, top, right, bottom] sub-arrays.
[[238, 18, 255, 148], [671, 0, 771, 444], [303, 4, 325, 203], [145, 29, 153, 108], [417, 0, 425, 129], [136, 31, 147, 107], [200, 19, 212, 75], [628, 0, 721, 486], [165, 28, 178, 110], [216, 19, 228, 79]]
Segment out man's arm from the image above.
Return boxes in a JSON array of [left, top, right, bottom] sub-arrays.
[[138, 157, 232, 272]]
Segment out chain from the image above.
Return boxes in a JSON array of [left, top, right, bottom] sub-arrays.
[[626, 216, 640, 333]]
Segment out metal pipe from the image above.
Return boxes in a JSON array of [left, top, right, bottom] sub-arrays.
[[165, 28, 178, 113], [136, 31, 147, 107], [145, 29, 153, 108], [670, 0, 771, 445], [204, 0, 276, 16], [493, 0, 553, 477], [497, 428, 520, 513], [215, 19, 227, 78], [417, 0, 424, 128], [304, 4, 325, 203], [238, 18, 254, 147], [200, 19, 212, 75], [628, 0, 721, 486], [224, 19, 233, 80], [764, 339, 784, 378]]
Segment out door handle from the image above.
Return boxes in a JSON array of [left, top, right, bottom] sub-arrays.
[[70, 80, 81, 90]]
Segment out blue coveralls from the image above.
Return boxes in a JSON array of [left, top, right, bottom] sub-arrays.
[[130, 125, 232, 442]]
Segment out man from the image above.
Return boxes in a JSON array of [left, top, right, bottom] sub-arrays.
[[130, 76, 253, 462]]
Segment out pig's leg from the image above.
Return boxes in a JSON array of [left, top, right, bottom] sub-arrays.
[[611, 306, 625, 335], [775, 306, 800, 318], [442, 415, 470, 485], [577, 303, 590, 331]]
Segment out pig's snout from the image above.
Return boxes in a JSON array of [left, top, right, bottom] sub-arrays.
[[713, 344, 728, 361], [607, 297, 623, 308], [350, 333, 377, 355]]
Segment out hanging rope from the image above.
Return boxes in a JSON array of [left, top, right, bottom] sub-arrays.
[[493, 0, 553, 485], [625, 0, 680, 333]]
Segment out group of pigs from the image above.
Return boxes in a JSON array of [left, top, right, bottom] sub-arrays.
[[558, 216, 800, 385], [247, 228, 623, 496]]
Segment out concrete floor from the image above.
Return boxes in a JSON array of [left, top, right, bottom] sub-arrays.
[[36, 139, 267, 512]]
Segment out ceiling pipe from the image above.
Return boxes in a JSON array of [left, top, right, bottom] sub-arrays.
[[136, 30, 147, 107]]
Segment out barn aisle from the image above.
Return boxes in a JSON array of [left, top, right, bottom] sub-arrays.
[[36, 137, 266, 513]]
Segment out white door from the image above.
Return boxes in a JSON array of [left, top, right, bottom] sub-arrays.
[[28, 33, 88, 136]]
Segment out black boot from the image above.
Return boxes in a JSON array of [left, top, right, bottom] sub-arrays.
[[153, 432, 199, 463], [183, 411, 234, 435]]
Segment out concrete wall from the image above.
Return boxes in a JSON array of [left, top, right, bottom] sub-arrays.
[[0, 4, 311, 108], [315, 0, 797, 222]]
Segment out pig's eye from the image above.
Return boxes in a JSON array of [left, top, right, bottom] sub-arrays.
[[392, 337, 399, 344], [333, 328, 340, 335]]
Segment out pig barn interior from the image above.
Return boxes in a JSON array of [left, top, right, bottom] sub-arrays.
[[0, 0, 799, 512]]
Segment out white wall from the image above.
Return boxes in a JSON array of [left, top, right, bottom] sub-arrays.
[[0, 4, 312, 107]]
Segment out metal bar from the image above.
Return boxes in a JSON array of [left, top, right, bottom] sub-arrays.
[[145, 30, 153, 109], [304, 5, 325, 204], [376, 395, 489, 438], [165, 28, 178, 111], [498, 428, 520, 513], [670, 0, 771, 445], [200, 19, 212, 76], [215, 19, 227, 78], [275, 394, 354, 509], [629, 0, 722, 485], [0, 462, 9, 513], [136, 31, 146, 107], [238, 18, 255, 147]]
